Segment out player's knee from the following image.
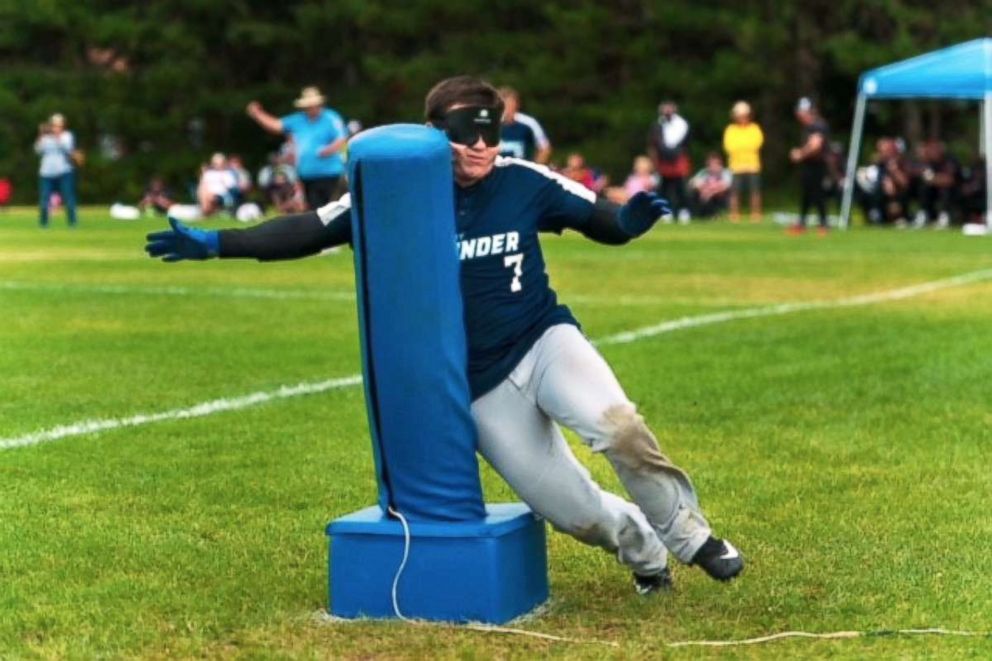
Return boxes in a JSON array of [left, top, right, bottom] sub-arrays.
[[558, 514, 614, 549], [599, 403, 664, 471]]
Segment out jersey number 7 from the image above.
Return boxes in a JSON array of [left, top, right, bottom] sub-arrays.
[[504, 253, 524, 292]]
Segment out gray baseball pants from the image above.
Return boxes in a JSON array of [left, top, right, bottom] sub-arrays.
[[471, 324, 711, 576]]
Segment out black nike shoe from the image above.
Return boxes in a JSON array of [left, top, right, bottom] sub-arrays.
[[691, 536, 744, 581], [633, 566, 673, 595]]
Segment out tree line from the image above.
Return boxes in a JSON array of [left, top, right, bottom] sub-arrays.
[[0, 0, 988, 203]]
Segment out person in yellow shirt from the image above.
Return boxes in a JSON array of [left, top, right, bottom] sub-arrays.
[[722, 101, 764, 222]]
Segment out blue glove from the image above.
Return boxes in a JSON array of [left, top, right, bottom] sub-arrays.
[[618, 191, 672, 238], [145, 217, 220, 262]]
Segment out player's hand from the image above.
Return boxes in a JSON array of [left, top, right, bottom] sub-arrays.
[[618, 191, 672, 238], [145, 217, 219, 262], [246, 101, 263, 118]]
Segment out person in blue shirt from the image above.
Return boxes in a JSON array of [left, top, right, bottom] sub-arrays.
[[149, 76, 743, 594], [247, 86, 347, 210]]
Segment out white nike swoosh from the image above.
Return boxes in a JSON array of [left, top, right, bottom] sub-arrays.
[[719, 543, 740, 561]]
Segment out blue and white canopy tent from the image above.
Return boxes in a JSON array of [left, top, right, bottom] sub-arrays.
[[839, 38, 992, 230]]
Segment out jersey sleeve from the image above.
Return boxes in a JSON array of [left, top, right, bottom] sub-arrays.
[[531, 165, 597, 234], [218, 194, 352, 261]]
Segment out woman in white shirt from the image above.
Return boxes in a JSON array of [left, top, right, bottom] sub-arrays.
[[34, 113, 78, 227]]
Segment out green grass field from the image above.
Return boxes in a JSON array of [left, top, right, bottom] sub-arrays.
[[2, 207, 991, 659]]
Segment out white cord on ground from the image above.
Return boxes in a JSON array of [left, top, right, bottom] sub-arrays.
[[386, 506, 412, 622], [666, 627, 991, 648]]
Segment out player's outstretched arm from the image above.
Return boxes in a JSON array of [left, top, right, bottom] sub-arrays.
[[617, 191, 671, 238], [570, 192, 671, 245], [145, 197, 353, 263], [145, 217, 219, 262]]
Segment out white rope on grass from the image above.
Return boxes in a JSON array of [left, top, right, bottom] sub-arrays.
[[666, 627, 992, 648]]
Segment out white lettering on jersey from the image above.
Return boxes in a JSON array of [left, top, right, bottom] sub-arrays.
[[506, 231, 519, 252], [457, 231, 521, 261], [459, 237, 476, 260]]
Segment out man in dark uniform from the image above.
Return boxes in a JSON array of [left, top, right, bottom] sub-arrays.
[[147, 76, 743, 595], [789, 97, 831, 235]]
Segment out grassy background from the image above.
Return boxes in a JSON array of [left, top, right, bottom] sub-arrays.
[[1, 207, 991, 658]]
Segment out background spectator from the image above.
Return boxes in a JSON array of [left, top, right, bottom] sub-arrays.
[[606, 155, 658, 205], [138, 177, 175, 215], [498, 86, 552, 164], [266, 170, 305, 214], [197, 152, 237, 216], [915, 139, 958, 229], [722, 101, 764, 222], [34, 113, 78, 227], [788, 97, 830, 234], [648, 101, 692, 222], [561, 152, 606, 193], [246, 86, 347, 210], [959, 156, 987, 224], [227, 154, 253, 207], [687, 153, 732, 219]]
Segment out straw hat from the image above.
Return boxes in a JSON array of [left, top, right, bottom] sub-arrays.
[[294, 86, 326, 108], [730, 101, 751, 119]]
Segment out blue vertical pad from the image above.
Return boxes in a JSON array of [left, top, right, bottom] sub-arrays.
[[347, 124, 485, 522]]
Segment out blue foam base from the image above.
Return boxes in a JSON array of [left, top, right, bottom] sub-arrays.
[[326, 503, 548, 623]]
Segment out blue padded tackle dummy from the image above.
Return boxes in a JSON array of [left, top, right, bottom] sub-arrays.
[[327, 125, 548, 623], [347, 124, 486, 522]]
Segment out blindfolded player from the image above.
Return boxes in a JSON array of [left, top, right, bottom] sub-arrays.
[[147, 76, 743, 594]]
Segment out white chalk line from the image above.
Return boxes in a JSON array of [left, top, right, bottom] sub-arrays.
[[594, 267, 992, 346], [0, 280, 356, 302], [0, 376, 362, 451], [2, 268, 990, 452]]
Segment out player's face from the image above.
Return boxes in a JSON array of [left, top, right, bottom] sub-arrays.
[[444, 104, 501, 186]]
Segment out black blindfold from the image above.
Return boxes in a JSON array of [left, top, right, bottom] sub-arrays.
[[433, 105, 502, 147]]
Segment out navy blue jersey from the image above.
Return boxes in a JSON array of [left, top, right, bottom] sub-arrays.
[[455, 157, 596, 398], [246, 157, 600, 400]]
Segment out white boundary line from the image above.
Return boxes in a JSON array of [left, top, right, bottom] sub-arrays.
[[595, 268, 992, 346], [0, 376, 362, 451], [2, 269, 990, 451], [0, 280, 355, 302]]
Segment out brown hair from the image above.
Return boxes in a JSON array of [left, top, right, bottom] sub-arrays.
[[424, 76, 504, 123]]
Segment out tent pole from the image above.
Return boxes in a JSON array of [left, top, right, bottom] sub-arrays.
[[985, 92, 992, 227], [840, 93, 868, 230]]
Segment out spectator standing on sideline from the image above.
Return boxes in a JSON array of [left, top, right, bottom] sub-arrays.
[[722, 101, 764, 222], [246, 86, 347, 209], [687, 153, 732, 219], [497, 86, 552, 164], [789, 97, 830, 235], [648, 101, 692, 223], [35, 113, 78, 227]]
